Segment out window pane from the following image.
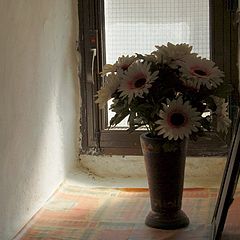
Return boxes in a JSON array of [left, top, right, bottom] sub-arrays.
[[104, 0, 210, 127]]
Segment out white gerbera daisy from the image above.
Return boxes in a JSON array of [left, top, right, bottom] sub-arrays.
[[155, 97, 201, 140], [152, 42, 196, 65], [95, 74, 120, 109], [212, 96, 231, 133], [118, 61, 158, 104], [101, 55, 136, 76], [101, 64, 115, 76], [179, 56, 224, 89], [142, 54, 157, 62]]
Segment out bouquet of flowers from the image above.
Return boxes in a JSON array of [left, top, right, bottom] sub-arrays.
[[95, 43, 232, 151]]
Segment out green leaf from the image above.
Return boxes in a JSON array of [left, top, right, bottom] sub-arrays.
[[135, 53, 145, 59], [127, 125, 140, 133], [128, 111, 137, 128], [109, 109, 130, 127], [200, 117, 212, 131], [212, 82, 233, 99]]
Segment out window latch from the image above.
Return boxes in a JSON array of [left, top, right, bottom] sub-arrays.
[[90, 48, 97, 84], [86, 30, 98, 84]]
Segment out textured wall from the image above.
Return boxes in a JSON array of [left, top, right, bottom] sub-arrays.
[[0, 1, 79, 239], [79, 155, 226, 183]]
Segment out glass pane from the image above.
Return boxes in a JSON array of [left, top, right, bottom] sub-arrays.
[[104, 0, 210, 127]]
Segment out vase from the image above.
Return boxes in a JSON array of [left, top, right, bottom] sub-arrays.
[[140, 133, 189, 229]]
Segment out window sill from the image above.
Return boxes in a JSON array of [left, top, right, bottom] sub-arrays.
[[99, 131, 228, 156]]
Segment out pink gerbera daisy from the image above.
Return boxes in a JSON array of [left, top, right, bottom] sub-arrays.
[[118, 61, 158, 104], [179, 56, 224, 89], [155, 97, 201, 140]]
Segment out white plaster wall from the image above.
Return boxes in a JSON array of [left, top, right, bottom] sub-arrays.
[[0, 1, 79, 239], [79, 155, 226, 181]]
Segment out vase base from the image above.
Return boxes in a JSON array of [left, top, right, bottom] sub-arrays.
[[145, 210, 189, 230]]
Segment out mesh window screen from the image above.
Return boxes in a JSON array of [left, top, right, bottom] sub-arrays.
[[104, 0, 209, 64], [104, 0, 209, 127]]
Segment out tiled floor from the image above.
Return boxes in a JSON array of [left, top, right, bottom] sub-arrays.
[[16, 184, 240, 240]]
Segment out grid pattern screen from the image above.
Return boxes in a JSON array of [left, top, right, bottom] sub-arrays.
[[104, 0, 210, 127], [104, 0, 209, 62]]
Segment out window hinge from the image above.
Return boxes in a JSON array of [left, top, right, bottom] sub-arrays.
[[76, 40, 80, 52], [95, 130, 101, 152]]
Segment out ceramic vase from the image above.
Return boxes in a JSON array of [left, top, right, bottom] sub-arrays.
[[140, 133, 190, 229]]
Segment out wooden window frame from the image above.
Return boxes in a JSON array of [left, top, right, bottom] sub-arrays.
[[78, 0, 239, 156]]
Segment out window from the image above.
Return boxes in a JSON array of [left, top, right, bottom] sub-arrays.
[[78, 0, 239, 155], [105, 0, 210, 128]]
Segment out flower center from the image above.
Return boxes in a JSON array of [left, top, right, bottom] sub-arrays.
[[170, 113, 185, 126], [194, 69, 207, 76], [134, 78, 146, 88]]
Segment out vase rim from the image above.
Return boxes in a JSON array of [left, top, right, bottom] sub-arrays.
[[140, 132, 187, 142]]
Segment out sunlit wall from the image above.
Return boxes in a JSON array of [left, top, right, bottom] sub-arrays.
[[0, 1, 79, 239]]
